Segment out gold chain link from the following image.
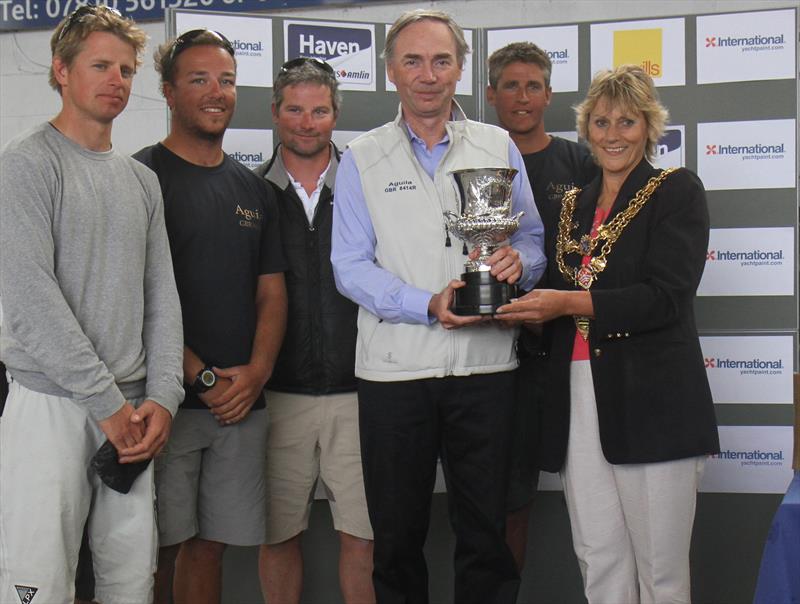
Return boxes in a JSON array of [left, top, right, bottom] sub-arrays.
[[556, 168, 676, 290]]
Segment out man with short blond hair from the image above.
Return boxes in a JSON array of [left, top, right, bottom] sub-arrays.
[[0, 6, 184, 602], [332, 10, 546, 603]]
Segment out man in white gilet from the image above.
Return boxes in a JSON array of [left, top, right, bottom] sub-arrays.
[[331, 9, 546, 604]]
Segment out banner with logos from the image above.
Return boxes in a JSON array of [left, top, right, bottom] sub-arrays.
[[696, 9, 796, 84], [174, 11, 273, 87], [284, 20, 376, 92], [701, 335, 794, 404], [590, 18, 686, 87], [702, 426, 794, 494], [698, 227, 794, 297], [486, 26, 580, 93], [697, 119, 796, 191]]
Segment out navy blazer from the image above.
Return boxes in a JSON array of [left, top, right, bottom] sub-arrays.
[[539, 158, 720, 471]]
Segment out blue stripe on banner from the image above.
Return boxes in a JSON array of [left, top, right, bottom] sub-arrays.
[[1, 0, 357, 32]]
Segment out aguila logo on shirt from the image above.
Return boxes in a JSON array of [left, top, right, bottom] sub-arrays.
[[236, 204, 262, 229]]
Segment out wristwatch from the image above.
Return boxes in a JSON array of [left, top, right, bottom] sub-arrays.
[[191, 365, 217, 394]]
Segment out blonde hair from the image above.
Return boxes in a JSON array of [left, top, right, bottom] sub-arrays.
[[575, 65, 668, 161], [49, 6, 147, 94], [383, 9, 469, 68]]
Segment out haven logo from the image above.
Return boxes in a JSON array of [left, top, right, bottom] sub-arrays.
[[287, 24, 372, 62], [613, 28, 662, 77]]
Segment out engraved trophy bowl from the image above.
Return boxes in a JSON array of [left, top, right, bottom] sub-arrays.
[[444, 167, 523, 315]]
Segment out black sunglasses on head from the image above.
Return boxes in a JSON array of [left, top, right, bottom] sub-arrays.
[[280, 56, 335, 76], [169, 29, 235, 62], [57, 3, 123, 43]]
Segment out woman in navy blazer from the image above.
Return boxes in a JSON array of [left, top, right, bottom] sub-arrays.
[[498, 65, 719, 603]]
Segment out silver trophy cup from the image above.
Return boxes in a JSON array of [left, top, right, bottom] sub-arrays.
[[444, 167, 523, 315]]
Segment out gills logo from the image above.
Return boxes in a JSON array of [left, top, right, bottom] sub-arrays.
[[287, 24, 372, 61], [15, 586, 38, 603], [705, 32, 785, 52], [613, 28, 662, 77], [231, 38, 264, 58], [712, 448, 784, 467]]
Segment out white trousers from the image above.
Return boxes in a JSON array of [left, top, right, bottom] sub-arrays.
[[0, 381, 157, 604], [561, 361, 705, 604]]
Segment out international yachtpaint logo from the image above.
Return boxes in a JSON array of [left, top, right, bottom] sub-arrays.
[[704, 32, 785, 51], [697, 120, 795, 190], [712, 448, 784, 467], [697, 227, 793, 296], [696, 9, 795, 84], [230, 37, 265, 58]]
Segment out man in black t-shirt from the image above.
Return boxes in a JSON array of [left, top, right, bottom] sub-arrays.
[[487, 41, 599, 573], [134, 30, 287, 604]]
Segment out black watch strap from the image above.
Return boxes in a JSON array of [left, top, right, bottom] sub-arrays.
[[191, 365, 216, 394]]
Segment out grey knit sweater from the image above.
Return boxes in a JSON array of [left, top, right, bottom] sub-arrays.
[[0, 123, 184, 420]]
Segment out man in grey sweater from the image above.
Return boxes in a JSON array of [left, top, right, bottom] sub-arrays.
[[0, 6, 183, 603]]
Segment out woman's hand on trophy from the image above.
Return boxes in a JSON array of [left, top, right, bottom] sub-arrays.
[[429, 280, 488, 329], [496, 289, 594, 324]]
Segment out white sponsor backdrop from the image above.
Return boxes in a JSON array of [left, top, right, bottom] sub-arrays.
[[698, 227, 794, 296], [283, 20, 376, 92], [222, 128, 273, 170], [537, 425, 795, 494], [331, 129, 364, 150], [486, 26, 580, 92], [696, 9, 797, 84], [590, 18, 686, 87], [697, 119, 796, 191], [384, 25, 474, 97], [701, 335, 794, 404], [174, 12, 273, 88], [701, 426, 794, 494]]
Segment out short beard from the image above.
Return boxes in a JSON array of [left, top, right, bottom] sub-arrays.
[[282, 137, 329, 160]]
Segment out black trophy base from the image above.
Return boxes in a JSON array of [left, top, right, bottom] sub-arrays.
[[451, 271, 518, 316]]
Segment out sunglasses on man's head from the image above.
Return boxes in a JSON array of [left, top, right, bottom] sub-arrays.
[[169, 29, 235, 62], [280, 56, 335, 76], [57, 3, 122, 43]]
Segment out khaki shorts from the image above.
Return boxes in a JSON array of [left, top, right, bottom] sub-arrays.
[[264, 390, 372, 544]]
